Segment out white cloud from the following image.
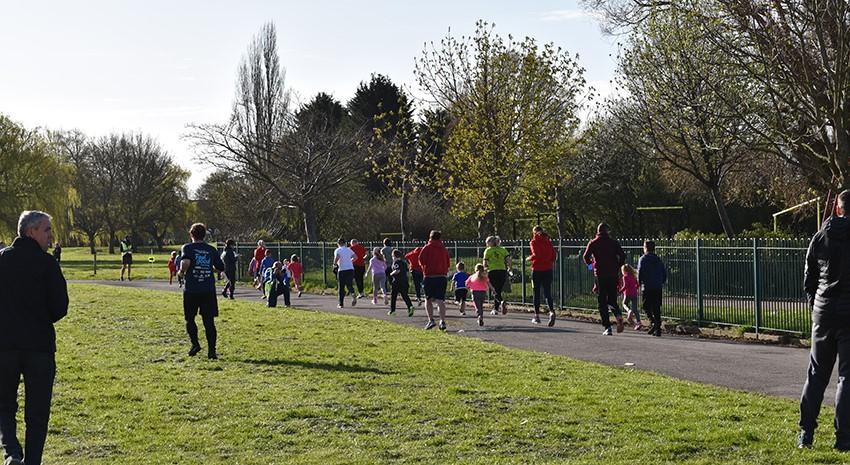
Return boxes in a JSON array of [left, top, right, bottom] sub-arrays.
[[540, 9, 601, 22]]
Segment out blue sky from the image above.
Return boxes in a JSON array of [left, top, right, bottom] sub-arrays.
[[0, 0, 618, 190]]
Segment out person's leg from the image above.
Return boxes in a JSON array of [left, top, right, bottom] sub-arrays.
[[630, 295, 641, 324], [127, 263, 132, 281], [354, 266, 365, 296], [425, 298, 435, 322], [542, 270, 554, 312], [437, 299, 446, 321], [641, 292, 655, 332], [532, 270, 542, 317], [490, 270, 506, 312], [0, 351, 24, 462], [22, 352, 55, 465], [390, 281, 399, 313], [412, 270, 423, 301], [596, 277, 611, 329], [343, 271, 356, 305], [649, 290, 662, 334], [833, 327, 850, 448], [400, 282, 413, 309], [800, 323, 837, 441], [184, 296, 201, 351], [282, 284, 290, 306], [201, 313, 217, 358], [602, 277, 623, 332], [472, 291, 485, 315]]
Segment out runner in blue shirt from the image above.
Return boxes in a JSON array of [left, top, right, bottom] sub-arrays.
[[178, 223, 225, 359]]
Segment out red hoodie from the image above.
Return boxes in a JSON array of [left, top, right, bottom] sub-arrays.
[[350, 243, 367, 267], [405, 247, 423, 272], [529, 233, 556, 271], [418, 240, 450, 277]]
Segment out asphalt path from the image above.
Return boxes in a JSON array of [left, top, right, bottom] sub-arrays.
[[72, 279, 831, 403]]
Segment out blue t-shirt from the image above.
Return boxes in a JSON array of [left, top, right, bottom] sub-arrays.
[[259, 256, 275, 278], [452, 271, 469, 289], [181, 242, 225, 294]]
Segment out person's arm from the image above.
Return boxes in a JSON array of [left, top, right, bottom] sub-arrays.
[[333, 251, 340, 267], [582, 241, 593, 265], [804, 235, 820, 305], [213, 250, 225, 272], [660, 257, 667, 285], [637, 256, 645, 285], [616, 243, 626, 267], [505, 252, 513, 270], [46, 258, 69, 323]]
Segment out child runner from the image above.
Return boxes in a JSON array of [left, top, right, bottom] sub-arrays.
[[248, 256, 258, 288], [366, 248, 388, 305], [221, 239, 237, 300], [267, 261, 291, 307], [167, 251, 178, 285], [452, 262, 469, 315], [258, 249, 275, 299], [619, 264, 642, 330], [288, 254, 304, 297], [389, 249, 414, 316], [333, 238, 357, 308], [175, 250, 184, 288], [466, 263, 495, 327]]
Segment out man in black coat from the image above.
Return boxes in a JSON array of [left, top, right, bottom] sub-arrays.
[[799, 189, 850, 450], [0, 211, 69, 465]]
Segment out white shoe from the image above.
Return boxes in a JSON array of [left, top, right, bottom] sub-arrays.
[[602, 327, 613, 336]]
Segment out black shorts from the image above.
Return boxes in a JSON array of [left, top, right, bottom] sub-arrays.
[[424, 276, 447, 301], [454, 288, 468, 302], [122, 254, 133, 265], [183, 292, 219, 319]]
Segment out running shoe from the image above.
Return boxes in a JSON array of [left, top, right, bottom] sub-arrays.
[[298, 290, 302, 297], [387, 309, 395, 316], [490, 310, 499, 315], [459, 308, 466, 315], [372, 299, 378, 305], [188, 344, 202, 356], [207, 350, 218, 360], [548, 312, 556, 327], [407, 306, 415, 317], [5, 457, 24, 465], [797, 431, 813, 449], [531, 317, 541, 324], [478, 315, 484, 326], [352, 295, 357, 306], [634, 323, 642, 331], [425, 320, 437, 330], [602, 327, 613, 336], [438, 320, 447, 331], [337, 304, 343, 309]]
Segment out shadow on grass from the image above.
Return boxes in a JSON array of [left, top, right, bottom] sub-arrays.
[[240, 358, 392, 375]]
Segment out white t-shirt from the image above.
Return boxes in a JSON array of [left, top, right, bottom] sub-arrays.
[[335, 246, 356, 271]]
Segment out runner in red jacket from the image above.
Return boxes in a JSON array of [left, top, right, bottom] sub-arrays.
[[527, 226, 557, 326], [405, 246, 424, 303], [582, 223, 626, 335], [418, 230, 451, 330]]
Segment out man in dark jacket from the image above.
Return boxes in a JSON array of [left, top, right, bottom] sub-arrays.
[[799, 189, 850, 450], [638, 240, 666, 337], [221, 239, 237, 300], [583, 223, 626, 335], [0, 211, 69, 465]]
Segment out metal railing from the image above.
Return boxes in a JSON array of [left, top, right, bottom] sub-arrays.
[[223, 238, 811, 334]]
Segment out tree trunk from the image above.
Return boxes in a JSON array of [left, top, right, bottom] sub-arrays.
[[477, 211, 493, 240], [87, 231, 96, 255], [554, 186, 565, 240], [400, 181, 410, 241], [710, 185, 735, 238], [108, 227, 116, 254], [303, 200, 320, 242]]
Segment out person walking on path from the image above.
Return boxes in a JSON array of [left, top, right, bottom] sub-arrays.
[[221, 239, 237, 300], [638, 241, 666, 337], [527, 226, 557, 326], [0, 211, 68, 465], [350, 239, 368, 298], [334, 238, 357, 308], [252, 240, 266, 290], [405, 245, 425, 304], [288, 255, 304, 298], [451, 262, 469, 316], [583, 223, 626, 335], [178, 223, 225, 360], [466, 263, 495, 327], [418, 230, 451, 331], [483, 236, 512, 315], [51, 243, 61, 263], [120, 235, 133, 281], [380, 238, 394, 296], [366, 248, 388, 305], [798, 189, 850, 450], [620, 263, 643, 331], [388, 249, 414, 316]]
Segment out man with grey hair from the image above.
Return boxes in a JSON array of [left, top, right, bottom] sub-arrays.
[[0, 211, 68, 465]]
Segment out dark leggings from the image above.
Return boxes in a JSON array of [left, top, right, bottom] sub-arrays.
[[223, 270, 236, 297], [488, 270, 507, 311], [0, 351, 55, 465], [354, 265, 366, 294], [411, 270, 424, 299], [338, 269, 355, 306], [186, 312, 216, 351], [391, 280, 413, 312], [596, 275, 622, 328], [472, 290, 487, 316], [532, 269, 554, 313]]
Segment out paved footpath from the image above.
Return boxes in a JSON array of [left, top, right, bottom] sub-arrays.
[[74, 279, 831, 403]]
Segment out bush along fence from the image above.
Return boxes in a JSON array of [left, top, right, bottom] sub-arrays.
[[222, 238, 811, 335]]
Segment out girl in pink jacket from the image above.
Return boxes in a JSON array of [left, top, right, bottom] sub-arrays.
[[466, 263, 496, 327], [619, 264, 642, 330]]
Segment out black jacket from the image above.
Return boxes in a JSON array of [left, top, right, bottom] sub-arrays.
[[0, 236, 69, 352], [222, 247, 237, 274], [805, 216, 850, 324]]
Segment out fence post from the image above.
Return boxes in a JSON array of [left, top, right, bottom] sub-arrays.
[[454, 241, 459, 264], [696, 238, 703, 325], [322, 242, 328, 289], [520, 242, 526, 304], [92, 250, 97, 276], [753, 237, 761, 336], [299, 242, 304, 266], [558, 239, 564, 309]]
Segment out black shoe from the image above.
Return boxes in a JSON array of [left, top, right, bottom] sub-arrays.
[[188, 344, 202, 356], [208, 350, 218, 360], [548, 312, 556, 327], [4, 457, 24, 465], [797, 431, 813, 449]]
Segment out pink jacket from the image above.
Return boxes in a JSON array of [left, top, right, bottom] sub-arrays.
[[466, 275, 490, 292], [619, 273, 639, 297]]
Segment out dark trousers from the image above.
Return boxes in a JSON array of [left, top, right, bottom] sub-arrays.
[[532, 269, 554, 313], [411, 270, 424, 300], [642, 289, 662, 329], [184, 293, 217, 352], [472, 290, 487, 316], [354, 265, 366, 295], [223, 270, 236, 297], [338, 269, 355, 306], [800, 323, 850, 441], [391, 279, 413, 312], [596, 275, 622, 328], [268, 281, 290, 307], [0, 351, 55, 465], [489, 270, 507, 311]]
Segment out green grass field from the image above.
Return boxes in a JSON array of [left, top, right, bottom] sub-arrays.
[[29, 284, 838, 464]]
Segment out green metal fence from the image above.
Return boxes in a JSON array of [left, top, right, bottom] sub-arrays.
[[224, 238, 812, 334]]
